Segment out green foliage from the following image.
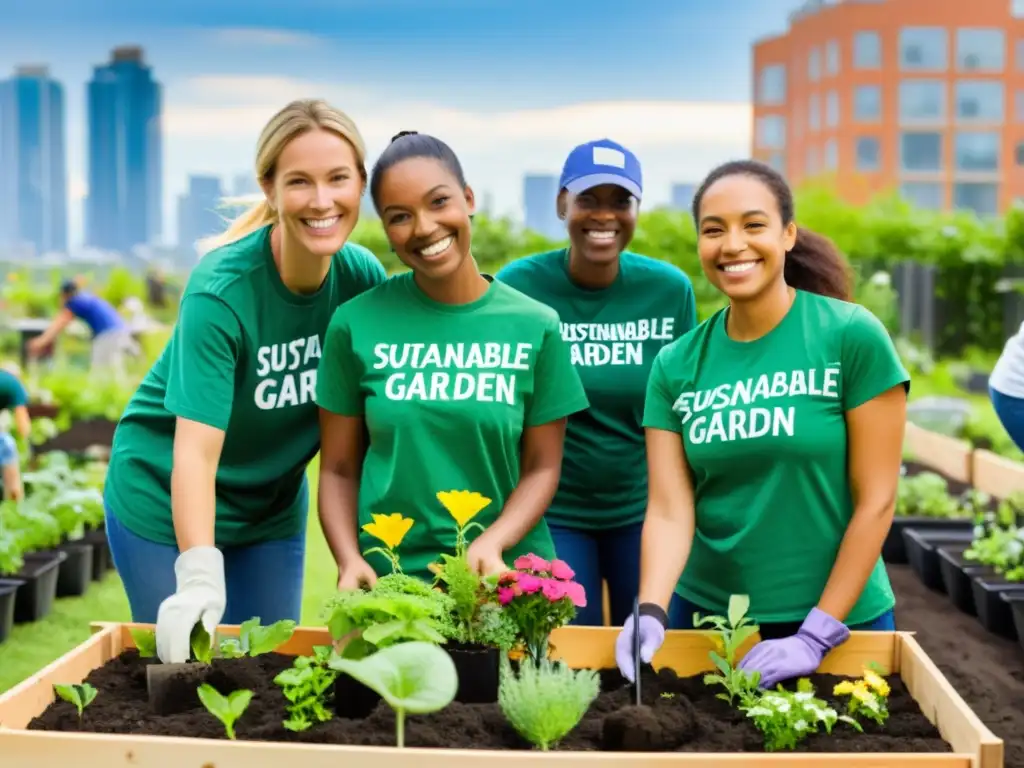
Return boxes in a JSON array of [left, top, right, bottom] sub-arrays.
[[53, 682, 97, 720], [218, 617, 296, 658], [498, 657, 600, 751], [130, 628, 157, 658], [693, 594, 761, 706], [196, 684, 253, 740], [431, 552, 519, 650], [743, 678, 859, 752], [328, 641, 458, 748], [273, 645, 337, 732]]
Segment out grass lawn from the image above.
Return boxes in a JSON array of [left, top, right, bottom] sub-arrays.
[[0, 467, 337, 694]]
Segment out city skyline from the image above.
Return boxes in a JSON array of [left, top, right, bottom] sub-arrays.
[[0, 0, 795, 252]]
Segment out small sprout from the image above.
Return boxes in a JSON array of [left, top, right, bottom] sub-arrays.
[[130, 628, 157, 658], [196, 684, 253, 740], [660, 691, 675, 699], [191, 622, 214, 663], [53, 683, 97, 720]]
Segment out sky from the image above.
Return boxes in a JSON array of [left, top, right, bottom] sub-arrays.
[[0, 0, 798, 249]]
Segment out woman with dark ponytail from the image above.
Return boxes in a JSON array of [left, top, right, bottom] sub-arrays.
[[615, 160, 910, 690], [315, 131, 589, 587]]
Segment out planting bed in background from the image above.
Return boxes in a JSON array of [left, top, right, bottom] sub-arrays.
[[0, 622, 1003, 766]]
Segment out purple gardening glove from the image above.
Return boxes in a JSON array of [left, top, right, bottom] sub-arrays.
[[615, 609, 666, 683], [737, 607, 850, 690]]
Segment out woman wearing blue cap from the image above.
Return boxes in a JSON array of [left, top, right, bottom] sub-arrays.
[[497, 138, 698, 626]]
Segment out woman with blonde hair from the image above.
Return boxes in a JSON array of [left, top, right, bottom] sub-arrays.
[[103, 99, 387, 664]]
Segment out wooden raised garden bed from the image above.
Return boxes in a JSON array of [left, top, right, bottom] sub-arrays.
[[904, 423, 973, 484], [971, 449, 1024, 501], [0, 621, 1003, 767]]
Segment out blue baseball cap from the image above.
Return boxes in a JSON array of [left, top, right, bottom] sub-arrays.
[[559, 138, 643, 200]]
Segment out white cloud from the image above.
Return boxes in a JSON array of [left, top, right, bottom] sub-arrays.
[[202, 28, 326, 48]]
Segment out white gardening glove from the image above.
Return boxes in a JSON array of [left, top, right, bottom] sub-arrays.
[[155, 546, 226, 664]]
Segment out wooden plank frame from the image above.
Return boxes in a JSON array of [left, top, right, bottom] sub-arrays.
[[0, 623, 1003, 767], [971, 449, 1024, 501], [904, 422, 974, 483]]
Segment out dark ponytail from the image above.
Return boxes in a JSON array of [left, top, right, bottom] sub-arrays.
[[692, 159, 853, 301], [369, 130, 468, 211]]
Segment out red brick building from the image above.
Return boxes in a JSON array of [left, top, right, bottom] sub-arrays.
[[752, 0, 1024, 215]]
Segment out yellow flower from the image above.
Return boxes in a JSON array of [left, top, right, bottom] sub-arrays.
[[851, 681, 874, 704], [833, 680, 856, 696], [863, 669, 890, 698], [436, 490, 491, 527], [362, 513, 414, 550]]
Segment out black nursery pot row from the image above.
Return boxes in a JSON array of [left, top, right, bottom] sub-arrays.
[[891, 517, 1024, 653], [333, 642, 502, 718], [0, 524, 115, 644]]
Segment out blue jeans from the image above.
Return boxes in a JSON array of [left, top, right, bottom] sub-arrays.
[[105, 498, 307, 625], [990, 386, 1024, 453], [549, 521, 686, 627], [0, 433, 17, 467], [669, 596, 896, 638]]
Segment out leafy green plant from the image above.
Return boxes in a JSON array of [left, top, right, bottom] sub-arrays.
[[328, 641, 458, 747], [219, 617, 296, 658], [693, 594, 761, 705], [196, 684, 253, 740], [895, 472, 963, 519], [273, 645, 338, 732], [498, 657, 600, 750], [130, 628, 157, 658], [431, 551, 518, 650], [53, 682, 97, 721], [833, 668, 891, 727], [743, 678, 860, 751]]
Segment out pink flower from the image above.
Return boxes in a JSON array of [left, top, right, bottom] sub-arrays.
[[497, 587, 516, 605], [549, 559, 575, 580], [514, 553, 551, 573], [562, 581, 587, 608], [541, 578, 566, 601], [518, 573, 543, 594]]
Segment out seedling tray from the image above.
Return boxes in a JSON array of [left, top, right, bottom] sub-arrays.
[[0, 622, 1004, 767], [938, 546, 989, 615], [884, 517, 972, 565], [903, 526, 974, 592]]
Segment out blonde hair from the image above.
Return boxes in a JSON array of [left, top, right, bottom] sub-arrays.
[[198, 99, 367, 254]]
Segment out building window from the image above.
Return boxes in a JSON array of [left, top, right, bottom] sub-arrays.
[[806, 146, 819, 174], [853, 85, 881, 121], [1016, 142, 1024, 165], [808, 48, 821, 81], [1017, 39, 1024, 70], [900, 182, 944, 210], [957, 29, 1005, 71], [756, 116, 787, 149], [955, 131, 1000, 171], [899, 80, 945, 122], [826, 40, 839, 75], [856, 137, 880, 170], [953, 182, 999, 216], [900, 132, 943, 171], [826, 91, 839, 126], [809, 94, 820, 130], [767, 153, 785, 174], [824, 139, 838, 170], [854, 31, 881, 68], [900, 27, 947, 70], [1013, 0, 1024, 18], [757, 64, 786, 105], [1017, 90, 1024, 120], [955, 81, 1004, 121]]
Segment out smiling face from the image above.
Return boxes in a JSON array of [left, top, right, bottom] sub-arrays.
[[561, 183, 638, 267], [696, 173, 796, 303], [263, 128, 364, 258], [376, 156, 476, 280]]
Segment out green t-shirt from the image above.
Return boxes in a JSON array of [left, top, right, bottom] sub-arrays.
[[0, 371, 28, 413], [316, 272, 590, 582], [643, 290, 910, 625], [105, 226, 387, 546], [496, 248, 697, 529]]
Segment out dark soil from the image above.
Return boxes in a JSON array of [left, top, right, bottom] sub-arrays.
[[35, 418, 117, 455], [28, 649, 946, 753], [888, 564, 1024, 767]]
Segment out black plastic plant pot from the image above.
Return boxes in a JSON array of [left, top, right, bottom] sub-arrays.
[[1006, 594, 1024, 652], [971, 577, 1024, 639], [937, 546, 988, 615], [447, 642, 501, 704], [83, 527, 112, 581], [55, 541, 94, 597], [884, 517, 972, 565], [0, 579, 23, 643], [333, 673, 381, 719], [12, 550, 67, 623], [903, 527, 975, 592]]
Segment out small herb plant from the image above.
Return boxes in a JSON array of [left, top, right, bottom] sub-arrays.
[[833, 667, 891, 726], [743, 678, 860, 751], [495, 554, 586, 661], [693, 594, 761, 706], [130, 628, 157, 658], [498, 657, 600, 750], [196, 684, 253, 740], [273, 645, 338, 732], [329, 641, 458, 748], [431, 550, 518, 651], [219, 617, 297, 658], [53, 682, 97, 721]]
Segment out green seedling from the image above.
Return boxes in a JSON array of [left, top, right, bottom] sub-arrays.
[[498, 657, 600, 750], [329, 641, 457, 747], [196, 684, 252, 740], [130, 628, 157, 658], [694, 594, 761, 706], [220, 617, 297, 658], [53, 682, 97, 721], [274, 645, 337, 732]]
